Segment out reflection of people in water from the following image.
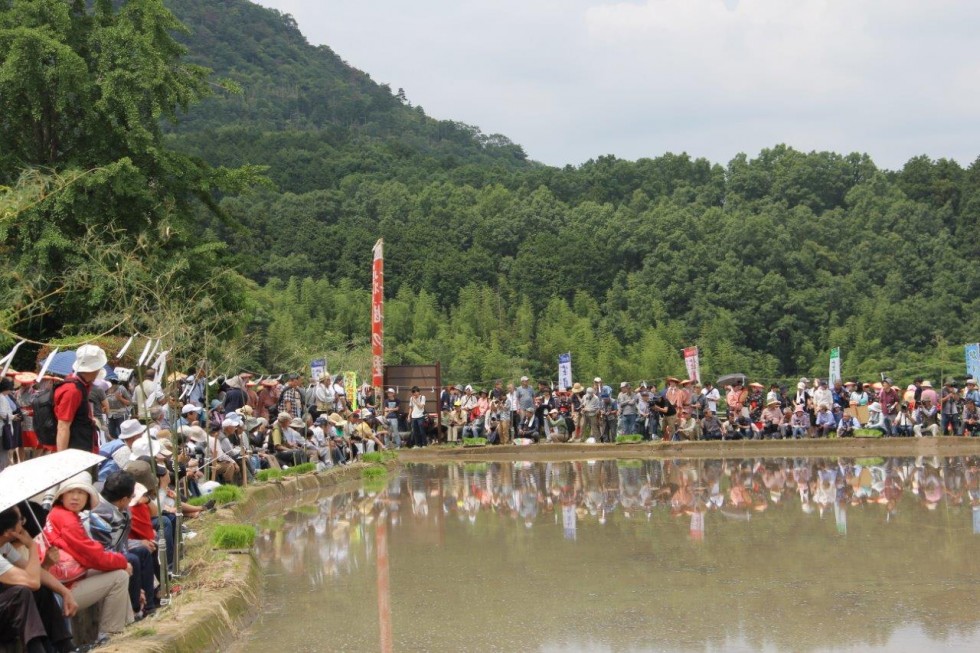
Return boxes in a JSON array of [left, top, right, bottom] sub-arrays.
[[250, 455, 980, 590]]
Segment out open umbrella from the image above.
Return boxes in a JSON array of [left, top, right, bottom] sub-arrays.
[[38, 350, 116, 380], [716, 373, 747, 388], [0, 449, 106, 512]]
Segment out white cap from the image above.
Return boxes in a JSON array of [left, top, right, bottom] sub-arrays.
[[387, 387, 395, 393], [594, 377, 601, 383], [520, 376, 529, 382], [181, 404, 199, 415]]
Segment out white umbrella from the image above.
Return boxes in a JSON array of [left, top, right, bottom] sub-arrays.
[[0, 449, 106, 512]]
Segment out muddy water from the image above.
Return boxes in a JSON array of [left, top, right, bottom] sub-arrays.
[[234, 457, 980, 652]]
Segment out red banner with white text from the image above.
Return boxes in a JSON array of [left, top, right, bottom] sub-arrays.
[[372, 239, 385, 389]]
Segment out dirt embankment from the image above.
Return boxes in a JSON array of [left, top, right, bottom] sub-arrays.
[[397, 437, 980, 462]]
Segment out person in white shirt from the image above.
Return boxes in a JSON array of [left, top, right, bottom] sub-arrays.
[[409, 386, 427, 448], [701, 382, 720, 414]]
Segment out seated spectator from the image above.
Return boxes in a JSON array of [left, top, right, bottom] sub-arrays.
[[700, 409, 725, 440], [517, 410, 540, 442], [865, 402, 887, 435], [268, 413, 307, 468], [0, 505, 76, 653], [837, 411, 860, 437], [675, 411, 698, 441], [760, 400, 783, 439], [546, 408, 569, 442], [914, 399, 939, 437], [963, 399, 979, 437], [894, 403, 914, 437], [42, 473, 133, 646], [814, 404, 835, 437], [97, 419, 146, 484], [728, 413, 751, 440], [790, 406, 811, 439], [446, 402, 466, 444], [348, 410, 386, 454], [90, 472, 157, 619]]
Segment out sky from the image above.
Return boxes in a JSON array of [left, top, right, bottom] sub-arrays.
[[254, 0, 980, 169]]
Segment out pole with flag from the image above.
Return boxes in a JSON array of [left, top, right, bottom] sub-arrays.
[[372, 239, 385, 392]]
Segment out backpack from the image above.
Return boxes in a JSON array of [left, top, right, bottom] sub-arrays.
[[31, 382, 60, 446]]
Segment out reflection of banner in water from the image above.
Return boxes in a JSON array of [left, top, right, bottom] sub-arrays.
[[683, 346, 700, 383], [558, 353, 572, 391], [376, 519, 393, 653], [966, 343, 980, 380], [829, 347, 842, 385]]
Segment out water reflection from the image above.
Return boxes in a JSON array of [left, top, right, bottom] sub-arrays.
[[242, 456, 980, 653]]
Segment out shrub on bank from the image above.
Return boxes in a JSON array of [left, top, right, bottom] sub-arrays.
[[282, 462, 317, 476], [211, 524, 256, 550], [255, 469, 285, 482], [463, 437, 487, 447], [615, 434, 643, 444], [188, 484, 245, 506]]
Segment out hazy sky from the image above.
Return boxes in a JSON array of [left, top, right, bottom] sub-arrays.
[[254, 0, 979, 169]]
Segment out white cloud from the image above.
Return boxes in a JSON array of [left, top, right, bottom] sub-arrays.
[[254, 0, 980, 168]]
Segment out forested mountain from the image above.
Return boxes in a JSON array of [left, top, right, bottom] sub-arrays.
[[156, 0, 980, 384], [3, 0, 964, 383]]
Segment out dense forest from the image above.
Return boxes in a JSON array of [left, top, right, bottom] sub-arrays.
[[2, 0, 977, 385]]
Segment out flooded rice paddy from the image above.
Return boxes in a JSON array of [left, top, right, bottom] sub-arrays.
[[234, 457, 980, 652]]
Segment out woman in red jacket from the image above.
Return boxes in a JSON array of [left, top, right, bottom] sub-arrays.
[[43, 472, 133, 645]]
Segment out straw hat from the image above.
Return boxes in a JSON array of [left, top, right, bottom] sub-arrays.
[[327, 413, 347, 427], [183, 425, 208, 443], [289, 417, 306, 430], [665, 376, 679, 384], [260, 379, 278, 388], [571, 382, 585, 394], [767, 399, 780, 406], [13, 372, 37, 385], [55, 472, 100, 510], [749, 382, 764, 389]]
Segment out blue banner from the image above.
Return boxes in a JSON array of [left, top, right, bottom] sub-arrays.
[[966, 343, 980, 380]]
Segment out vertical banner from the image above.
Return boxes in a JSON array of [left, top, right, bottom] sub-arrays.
[[310, 358, 326, 382], [966, 343, 980, 380], [372, 239, 385, 390], [829, 347, 842, 385], [344, 371, 359, 411], [557, 353, 572, 391], [682, 346, 700, 383]]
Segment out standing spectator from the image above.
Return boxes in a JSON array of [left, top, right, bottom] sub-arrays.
[[277, 374, 303, 419], [382, 388, 402, 448], [515, 377, 535, 424], [409, 386, 427, 448], [877, 379, 900, 436], [919, 380, 938, 405], [221, 374, 247, 414], [702, 381, 720, 414], [312, 374, 335, 421], [940, 379, 961, 435], [579, 388, 601, 441], [105, 378, 132, 440], [617, 382, 638, 436], [54, 345, 107, 453]]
